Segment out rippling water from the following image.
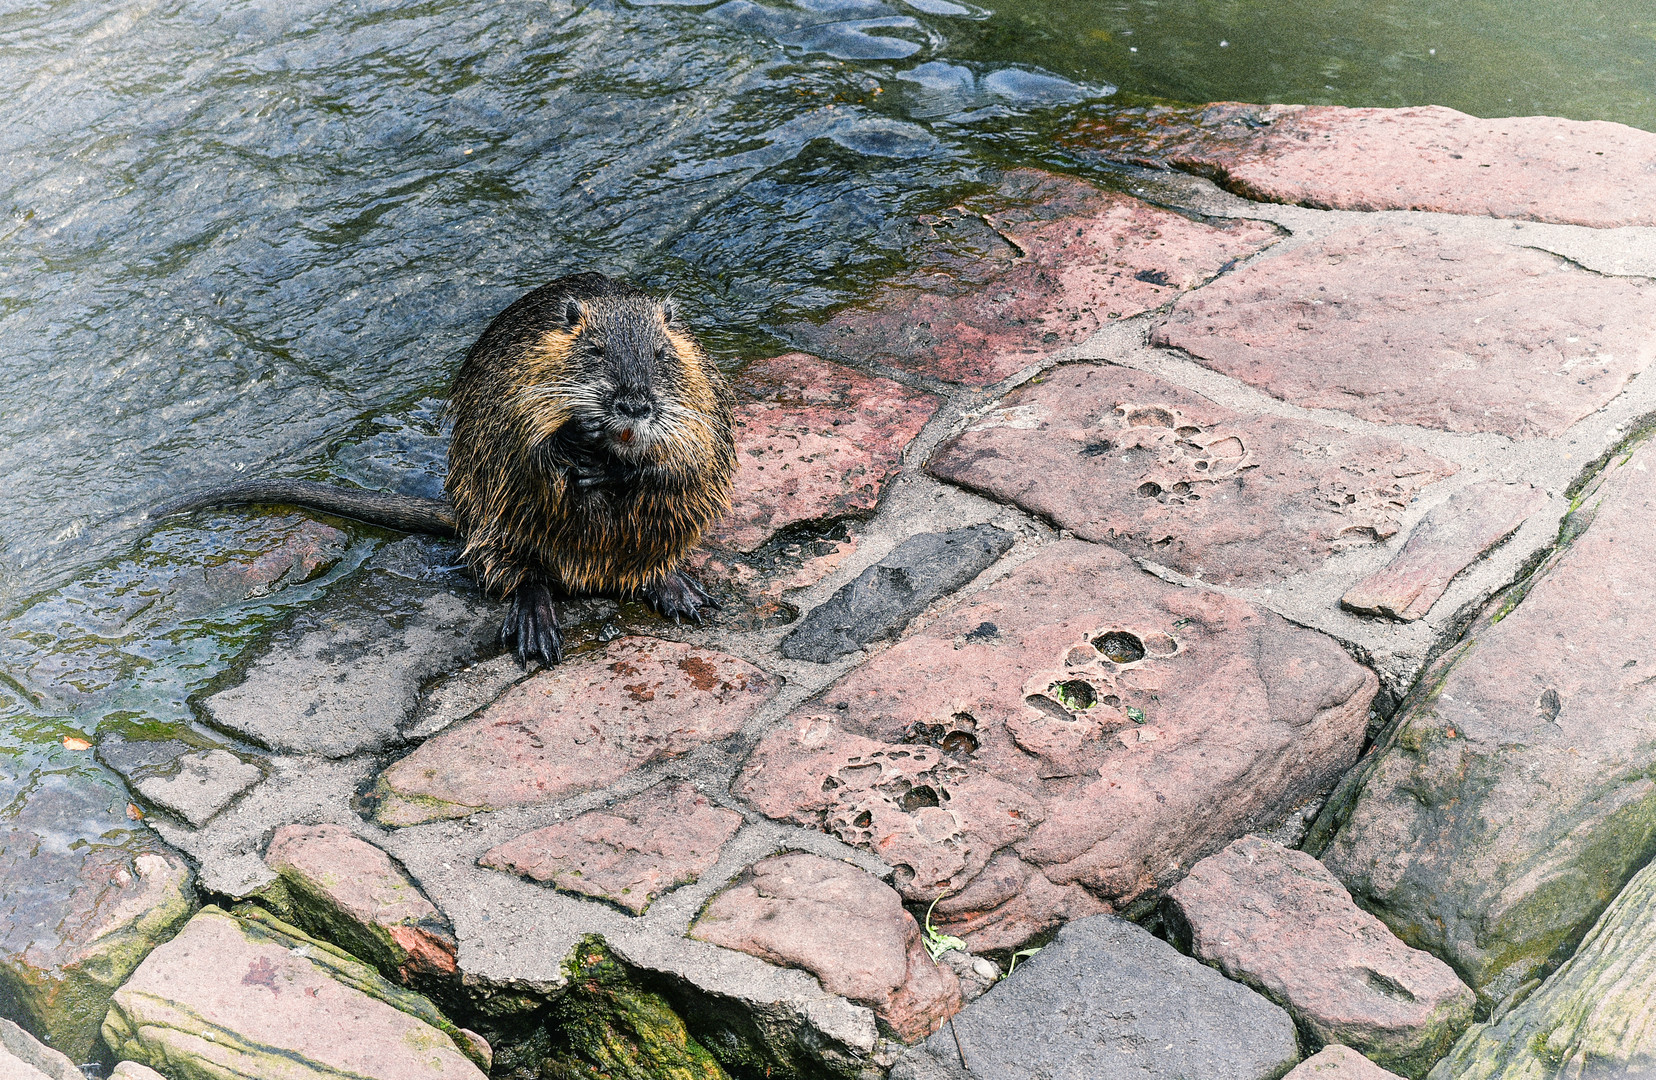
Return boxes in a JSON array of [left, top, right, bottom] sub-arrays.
[[0, 0, 1652, 784]]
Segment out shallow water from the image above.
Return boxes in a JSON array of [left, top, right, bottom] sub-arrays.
[[0, 0, 1652, 791]]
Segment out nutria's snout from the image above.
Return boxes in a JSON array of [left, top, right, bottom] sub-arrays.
[[604, 391, 660, 455]]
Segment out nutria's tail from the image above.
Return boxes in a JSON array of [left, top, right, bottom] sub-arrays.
[[150, 480, 457, 537]]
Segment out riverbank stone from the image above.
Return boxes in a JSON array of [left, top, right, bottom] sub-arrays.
[[788, 168, 1279, 386], [102, 905, 487, 1080], [0, 1019, 80, 1080], [738, 540, 1376, 951], [263, 823, 458, 981], [201, 540, 504, 758], [1152, 223, 1656, 438], [1342, 482, 1544, 622], [132, 749, 263, 828], [929, 363, 1453, 587], [1289, 1045, 1407, 1080], [1426, 852, 1656, 1079], [709, 353, 939, 553], [1167, 835, 1474, 1077], [1318, 437, 1656, 1008], [480, 779, 744, 914], [0, 775, 196, 1061], [689, 853, 961, 1044], [781, 524, 1013, 662], [891, 914, 1299, 1080], [373, 636, 774, 826], [1069, 103, 1656, 228], [108, 1064, 168, 1080]]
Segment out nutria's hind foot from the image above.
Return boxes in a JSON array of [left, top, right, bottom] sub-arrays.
[[502, 582, 563, 666], [642, 571, 720, 626]]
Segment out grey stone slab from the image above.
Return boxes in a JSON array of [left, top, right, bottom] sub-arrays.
[[780, 524, 1013, 663], [201, 542, 505, 758], [133, 749, 264, 828], [891, 914, 1300, 1080]]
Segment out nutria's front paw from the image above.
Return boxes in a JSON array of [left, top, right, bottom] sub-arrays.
[[501, 583, 563, 665], [642, 571, 720, 626]]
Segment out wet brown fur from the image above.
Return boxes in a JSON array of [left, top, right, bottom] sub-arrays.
[[444, 277, 736, 600]]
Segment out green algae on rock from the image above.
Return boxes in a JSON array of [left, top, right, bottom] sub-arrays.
[[1317, 438, 1656, 1009], [543, 938, 731, 1080], [1426, 853, 1656, 1078], [102, 905, 489, 1080]]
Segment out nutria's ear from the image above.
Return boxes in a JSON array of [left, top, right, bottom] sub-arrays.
[[561, 299, 584, 327], [659, 297, 677, 325]]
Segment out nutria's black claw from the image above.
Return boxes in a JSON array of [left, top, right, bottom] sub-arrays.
[[642, 571, 717, 626], [501, 583, 563, 666]]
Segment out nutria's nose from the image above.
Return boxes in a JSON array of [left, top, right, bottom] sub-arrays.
[[613, 396, 654, 420]]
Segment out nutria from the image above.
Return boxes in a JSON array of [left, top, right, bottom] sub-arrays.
[[153, 273, 737, 665]]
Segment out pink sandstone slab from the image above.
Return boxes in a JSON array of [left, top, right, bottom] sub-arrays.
[[786, 168, 1279, 386], [708, 353, 939, 553], [1152, 222, 1656, 438], [1285, 1045, 1406, 1080], [690, 852, 961, 1043], [928, 363, 1455, 587], [372, 637, 774, 826], [1167, 835, 1473, 1077], [1319, 437, 1656, 1008], [1342, 482, 1544, 621], [265, 824, 457, 981], [1068, 103, 1656, 228], [480, 780, 744, 914], [736, 541, 1377, 952]]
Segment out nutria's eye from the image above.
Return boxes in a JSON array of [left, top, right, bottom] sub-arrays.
[[654, 345, 666, 363]]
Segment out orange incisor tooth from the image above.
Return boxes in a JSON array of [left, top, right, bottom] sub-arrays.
[[619, 428, 634, 443]]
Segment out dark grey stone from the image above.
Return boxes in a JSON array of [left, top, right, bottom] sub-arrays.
[[891, 915, 1300, 1080], [781, 525, 1013, 663], [200, 539, 506, 758]]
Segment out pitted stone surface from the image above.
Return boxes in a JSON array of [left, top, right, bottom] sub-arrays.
[[1152, 223, 1656, 438], [788, 168, 1279, 386], [1168, 835, 1474, 1077], [264, 824, 457, 980], [1426, 853, 1656, 1080], [1342, 482, 1544, 622], [782, 524, 1014, 662], [202, 552, 503, 758], [709, 353, 939, 552], [373, 637, 774, 826], [929, 364, 1454, 587], [102, 906, 486, 1080], [133, 749, 263, 827], [1070, 102, 1656, 228], [1288, 1046, 1406, 1080], [690, 852, 961, 1043], [0, 776, 196, 1061], [891, 914, 1299, 1080], [738, 540, 1376, 951], [480, 780, 744, 914], [1320, 438, 1656, 1008]]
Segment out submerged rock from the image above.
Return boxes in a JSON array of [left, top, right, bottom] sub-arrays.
[[739, 540, 1375, 951], [373, 636, 774, 826], [1318, 438, 1656, 1007], [1167, 835, 1473, 1077], [1426, 852, 1656, 1078], [0, 775, 196, 1061], [891, 914, 1299, 1079], [781, 524, 1013, 663], [481, 779, 744, 914], [102, 905, 488, 1080], [263, 823, 458, 981], [690, 852, 961, 1043]]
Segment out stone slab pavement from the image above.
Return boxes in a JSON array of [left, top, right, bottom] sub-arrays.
[[50, 102, 1656, 1080]]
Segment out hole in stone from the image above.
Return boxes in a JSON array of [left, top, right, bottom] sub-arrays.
[[950, 711, 978, 731], [821, 776, 841, 792], [1080, 440, 1114, 457], [1049, 679, 1097, 710], [1138, 482, 1162, 498], [840, 763, 882, 786], [1206, 436, 1245, 460], [1125, 407, 1174, 428], [1065, 646, 1095, 667], [1363, 969, 1418, 1003], [1175, 426, 1201, 436], [892, 864, 915, 890], [1092, 631, 1146, 664], [1025, 694, 1075, 723], [1194, 460, 1209, 471], [1101, 695, 1121, 707], [940, 731, 979, 757], [1171, 482, 1192, 495], [1142, 632, 1178, 657], [900, 785, 941, 811], [852, 810, 873, 829]]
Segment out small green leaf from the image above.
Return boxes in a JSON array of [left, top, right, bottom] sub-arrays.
[[1126, 706, 1146, 724]]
